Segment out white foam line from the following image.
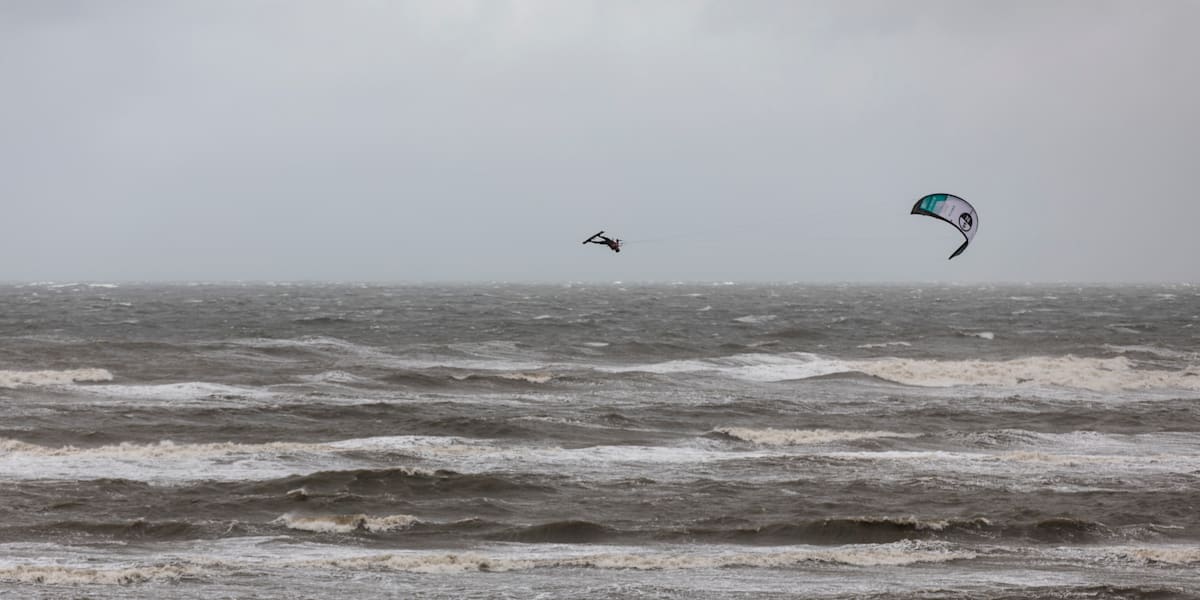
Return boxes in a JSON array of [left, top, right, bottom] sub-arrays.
[[598, 351, 1200, 392], [600, 352, 851, 382], [1035, 544, 1200, 566], [274, 513, 419, 534], [0, 540, 978, 584], [5, 431, 1199, 485], [848, 355, 1200, 392], [715, 427, 920, 446], [75, 381, 274, 402], [0, 368, 113, 388]]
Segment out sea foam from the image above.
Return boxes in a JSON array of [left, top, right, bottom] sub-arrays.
[[848, 355, 1200, 392], [0, 368, 113, 388], [602, 352, 850, 382], [714, 427, 920, 446], [304, 540, 974, 573], [0, 564, 199, 585], [275, 513, 420, 534]]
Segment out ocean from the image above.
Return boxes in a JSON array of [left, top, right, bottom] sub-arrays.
[[1, 282, 1198, 599]]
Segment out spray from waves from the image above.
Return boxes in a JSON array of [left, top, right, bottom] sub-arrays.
[[274, 513, 419, 534], [0, 368, 113, 388], [713, 427, 920, 446], [305, 539, 976, 573], [848, 355, 1200, 392]]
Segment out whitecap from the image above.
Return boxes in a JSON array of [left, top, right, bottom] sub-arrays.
[[274, 513, 419, 534], [734, 314, 777, 324], [714, 427, 920, 446], [601, 352, 851, 383], [847, 355, 1200, 392], [77, 381, 273, 402], [0, 368, 113, 388], [0, 564, 200, 585], [856, 341, 912, 349], [958, 331, 994, 340]]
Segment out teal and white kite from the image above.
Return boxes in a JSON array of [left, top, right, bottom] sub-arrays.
[[911, 193, 978, 259]]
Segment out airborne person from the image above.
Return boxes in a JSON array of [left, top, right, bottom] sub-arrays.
[[583, 231, 621, 253]]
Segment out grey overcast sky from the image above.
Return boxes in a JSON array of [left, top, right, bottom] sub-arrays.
[[2, 1, 1198, 283]]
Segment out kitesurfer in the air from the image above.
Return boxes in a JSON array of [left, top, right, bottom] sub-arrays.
[[583, 232, 621, 252]]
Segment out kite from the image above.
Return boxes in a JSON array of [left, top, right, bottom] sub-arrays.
[[911, 193, 978, 259]]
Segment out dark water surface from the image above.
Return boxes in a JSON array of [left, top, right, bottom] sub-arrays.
[[2, 282, 1199, 598]]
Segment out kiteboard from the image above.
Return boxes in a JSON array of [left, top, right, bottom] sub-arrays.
[[582, 231, 605, 244]]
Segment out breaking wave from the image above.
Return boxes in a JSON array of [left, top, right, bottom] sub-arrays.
[[275, 513, 420, 534]]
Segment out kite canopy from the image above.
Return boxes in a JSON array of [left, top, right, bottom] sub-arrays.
[[911, 193, 978, 259]]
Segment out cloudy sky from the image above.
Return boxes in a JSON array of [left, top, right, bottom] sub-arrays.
[[3, 1, 1197, 283]]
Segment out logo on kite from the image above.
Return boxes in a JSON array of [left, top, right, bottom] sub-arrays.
[[910, 193, 979, 260]]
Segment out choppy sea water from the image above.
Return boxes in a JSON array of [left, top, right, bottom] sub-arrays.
[[1, 282, 1199, 599]]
